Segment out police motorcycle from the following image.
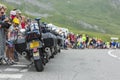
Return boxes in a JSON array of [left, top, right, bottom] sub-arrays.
[[56, 34, 63, 53], [49, 31, 62, 54], [42, 25, 63, 55], [41, 22, 57, 58], [15, 18, 45, 72]]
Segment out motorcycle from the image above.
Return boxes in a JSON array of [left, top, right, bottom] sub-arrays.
[[42, 32, 57, 58], [41, 23, 60, 58], [56, 35, 62, 53], [15, 18, 45, 72]]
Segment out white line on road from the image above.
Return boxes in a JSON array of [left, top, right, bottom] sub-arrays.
[[20, 69, 28, 72], [0, 74, 23, 79], [11, 64, 28, 67], [4, 68, 20, 72], [108, 50, 118, 58]]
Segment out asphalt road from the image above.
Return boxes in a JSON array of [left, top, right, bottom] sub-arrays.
[[0, 49, 120, 80]]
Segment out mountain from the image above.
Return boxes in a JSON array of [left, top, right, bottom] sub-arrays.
[[1, 0, 120, 41]]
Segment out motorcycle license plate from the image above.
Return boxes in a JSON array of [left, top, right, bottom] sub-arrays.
[[33, 52, 40, 60], [33, 52, 40, 57], [30, 41, 40, 49]]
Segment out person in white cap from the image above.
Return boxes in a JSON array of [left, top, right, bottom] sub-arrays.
[[10, 9, 16, 20]]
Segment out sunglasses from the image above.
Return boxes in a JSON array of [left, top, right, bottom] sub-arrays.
[[1, 12, 4, 14]]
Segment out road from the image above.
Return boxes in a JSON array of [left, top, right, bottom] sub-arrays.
[[0, 49, 120, 80]]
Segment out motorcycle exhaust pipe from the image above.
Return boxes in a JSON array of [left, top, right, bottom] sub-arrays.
[[22, 51, 27, 57], [45, 47, 50, 53]]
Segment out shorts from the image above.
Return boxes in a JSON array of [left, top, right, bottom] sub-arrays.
[[6, 40, 14, 48]]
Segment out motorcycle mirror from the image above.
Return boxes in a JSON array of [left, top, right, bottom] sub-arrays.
[[35, 18, 41, 21]]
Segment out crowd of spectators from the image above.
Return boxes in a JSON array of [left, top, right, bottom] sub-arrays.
[[64, 33, 120, 49], [0, 3, 30, 65]]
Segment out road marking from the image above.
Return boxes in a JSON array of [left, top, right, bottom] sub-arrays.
[[20, 69, 28, 72], [4, 68, 20, 72], [0, 65, 28, 79], [108, 50, 118, 58], [0, 64, 29, 79], [4, 64, 29, 72], [11, 64, 28, 67], [0, 74, 23, 79]]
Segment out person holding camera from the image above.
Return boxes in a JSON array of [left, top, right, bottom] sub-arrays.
[[0, 4, 11, 64]]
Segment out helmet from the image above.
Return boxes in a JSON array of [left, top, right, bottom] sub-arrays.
[[13, 17, 20, 24]]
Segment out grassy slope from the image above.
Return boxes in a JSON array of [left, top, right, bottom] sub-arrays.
[[44, 0, 120, 41], [1, 0, 120, 41], [46, 0, 120, 41], [48, 0, 120, 34]]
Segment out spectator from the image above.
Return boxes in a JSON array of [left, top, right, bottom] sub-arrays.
[[70, 33, 75, 47], [77, 35, 83, 49], [0, 4, 11, 64], [6, 17, 20, 64], [16, 9, 22, 24], [10, 9, 16, 20], [106, 41, 110, 49], [82, 34, 86, 48], [21, 16, 27, 29], [85, 35, 89, 48]]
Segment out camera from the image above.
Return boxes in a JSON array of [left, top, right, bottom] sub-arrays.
[[1, 21, 11, 29]]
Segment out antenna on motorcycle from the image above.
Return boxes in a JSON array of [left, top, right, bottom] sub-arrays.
[[43, 22, 48, 32], [35, 18, 42, 36], [42, 22, 47, 29]]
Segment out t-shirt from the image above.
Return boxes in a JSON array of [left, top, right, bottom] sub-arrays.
[[77, 38, 82, 43], [8, 25, 18, 41], [82, 36, 86, 42], [21, 22, 26, 29], [71, 35, 75, 42]]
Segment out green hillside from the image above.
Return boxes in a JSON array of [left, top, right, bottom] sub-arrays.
[[1, 0, 120, 41]]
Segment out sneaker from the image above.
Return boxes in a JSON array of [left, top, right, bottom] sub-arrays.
[[6, 59, 12, 65], [0, 58, 7, 64], [14, 58, 19, 62], [9, 61, 14, 65], [5, 59, 11, 65], [10, 60, 17, 65]]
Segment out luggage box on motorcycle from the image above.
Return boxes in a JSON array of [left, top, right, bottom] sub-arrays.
[[42, 33, 57, 47], [43, 38, 57, 47], [57, 36, 62, 46], [15, 38, 26, 54]]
